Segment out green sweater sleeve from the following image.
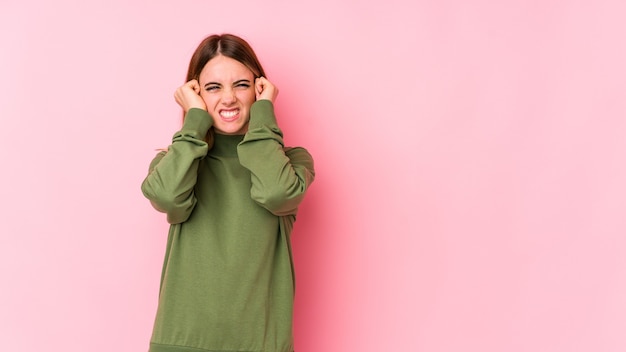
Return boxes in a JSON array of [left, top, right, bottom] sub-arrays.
[[238, 100, 315, 216], [141, 108, 213, 224]]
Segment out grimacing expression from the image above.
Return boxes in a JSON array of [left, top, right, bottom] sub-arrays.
[[198, 55, 256, 135]]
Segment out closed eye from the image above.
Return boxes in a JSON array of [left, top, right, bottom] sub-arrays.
[[234, 79, 251, 89], [203, 79, 251, 92], [204, 82, 221, 92]]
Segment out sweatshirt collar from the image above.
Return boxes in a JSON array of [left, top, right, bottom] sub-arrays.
[[210, 133, 245, 157]]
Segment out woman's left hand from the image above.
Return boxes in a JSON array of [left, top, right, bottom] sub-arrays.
[[255, 77, 279, 103]]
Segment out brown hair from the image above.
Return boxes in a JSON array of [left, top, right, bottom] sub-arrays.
[[185, 34, 267, 148]]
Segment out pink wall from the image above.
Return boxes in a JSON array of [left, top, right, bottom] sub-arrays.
[[1, 0, 625, 351]]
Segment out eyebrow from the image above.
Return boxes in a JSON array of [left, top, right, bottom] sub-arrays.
[[204, 82, 221, 89]]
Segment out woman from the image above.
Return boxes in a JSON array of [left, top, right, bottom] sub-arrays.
[[141, 33, 315, 352]]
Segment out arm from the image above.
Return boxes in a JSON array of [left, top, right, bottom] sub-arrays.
[[141, 108, 212, 224], [237, 100, 315, 216]]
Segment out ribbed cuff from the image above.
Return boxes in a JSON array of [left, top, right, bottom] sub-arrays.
[[249, 100, 278, 129], [181, 108, 213, 139]]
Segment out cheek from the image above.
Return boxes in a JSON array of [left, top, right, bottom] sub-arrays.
[[200, 93, 217, 108], [238, 91, 256, 107]]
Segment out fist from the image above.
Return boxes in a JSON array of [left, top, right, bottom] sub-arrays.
[[255, 77, 278, 103], [174, 79, 207, 112]]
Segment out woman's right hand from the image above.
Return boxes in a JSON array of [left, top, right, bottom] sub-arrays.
[[174, 79, 207, 112]]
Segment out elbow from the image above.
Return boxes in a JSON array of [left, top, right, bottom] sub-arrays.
[[165, 205, 195, 224], [149, 197, 196, 224], [142, 184, 196, 224], [251, 183, 305, 216]]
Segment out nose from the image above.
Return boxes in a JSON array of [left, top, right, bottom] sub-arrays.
[[221, 88, 237, 104]]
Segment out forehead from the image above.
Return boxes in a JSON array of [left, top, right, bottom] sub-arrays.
[[199, 55, 254, 82]]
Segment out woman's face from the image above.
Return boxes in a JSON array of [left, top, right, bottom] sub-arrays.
[[198, 55, 256, 135]]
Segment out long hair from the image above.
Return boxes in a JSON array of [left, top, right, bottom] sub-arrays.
[[185, 34, 267, 148]]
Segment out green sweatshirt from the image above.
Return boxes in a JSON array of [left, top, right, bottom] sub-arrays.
[[141, 100, 315, 352]]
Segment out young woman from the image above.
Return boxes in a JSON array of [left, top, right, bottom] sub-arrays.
[[141, 34, 315, 352]]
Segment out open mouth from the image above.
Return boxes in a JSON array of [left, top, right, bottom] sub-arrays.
[[219, 109, 239, 122]]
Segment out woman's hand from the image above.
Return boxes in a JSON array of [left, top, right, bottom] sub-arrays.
[[255, 77, 279, 103], [174, 79, 207, 112]]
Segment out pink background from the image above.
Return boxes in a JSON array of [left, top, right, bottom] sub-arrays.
[[1, 0, 625, 351]]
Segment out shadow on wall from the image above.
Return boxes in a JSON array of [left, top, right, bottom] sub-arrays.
[[265, 46, 334, 348]]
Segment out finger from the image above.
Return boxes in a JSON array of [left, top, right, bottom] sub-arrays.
[[186, 79, 200, 94], [255, 78, 264, 94]]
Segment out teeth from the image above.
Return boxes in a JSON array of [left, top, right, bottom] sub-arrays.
[[220, 110, 238, 118]]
